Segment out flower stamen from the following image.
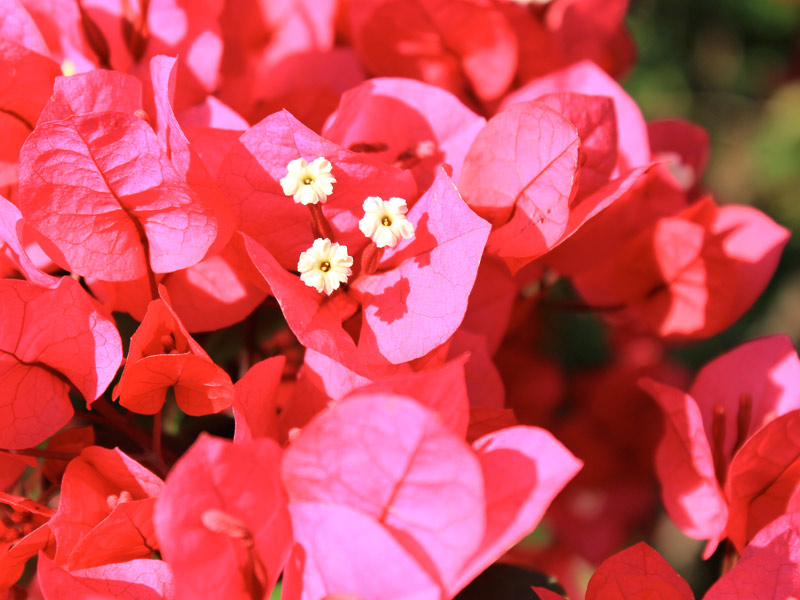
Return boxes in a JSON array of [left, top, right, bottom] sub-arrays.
[[280, 157, 336, 205], [298, 239, 353, 295], [359, 197, 415, 249]]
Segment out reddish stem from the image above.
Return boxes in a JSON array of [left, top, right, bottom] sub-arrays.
[[711, 404, 728, 486], [308, 203, 335, 241], [360, 243, 382, 275], [91, 397, 154, 451]]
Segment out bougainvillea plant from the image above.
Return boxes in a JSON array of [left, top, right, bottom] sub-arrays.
[[1, 0, 798, 598]]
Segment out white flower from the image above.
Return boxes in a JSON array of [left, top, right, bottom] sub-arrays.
[[280, 157, 336, 205], [358, 196, 415, 248], [297, 238, 353, 295]]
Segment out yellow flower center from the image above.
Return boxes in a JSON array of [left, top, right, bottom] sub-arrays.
[[320, 261, 331, 272], [381, 216, 392, 227]]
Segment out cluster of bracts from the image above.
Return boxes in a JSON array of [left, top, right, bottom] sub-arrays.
[[1, 0, 798, 598]]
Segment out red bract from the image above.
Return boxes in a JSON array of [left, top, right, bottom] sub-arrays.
[[66, 0, 223, 109], [219, 109, 416, 270], [647, 119, 710, 195], [535, 93, 618, 197], [346, 0, 517, 103], [533, 542, 694, 600], [0, 277, 121, 449], [575, 198, 789, 338], [0, 492, 54, 590], [218, 0, 339, 123], [353, 169, 491, 363], [37, 554, 174, 600], [322, 77, 487, 190], [0, 195, 58, 287], [460, 98, 645, 272], [642, 335, 800, 554], [0, 0, 61, 186], [502, 60, 650, 172], [114, 287, 234, 416], [460, 101, 580, 250], [48, 446, 163, 571], [545, 0, 632, 78], [19, 110, 223, 282], [704, 513, 800, 598], [724, 411, 800, 554], [282, 393, 581, 598], [149, 55, 235, 250], [154, 434, 292, 600], [37, 70, 143, 124], [537, 515, 800, 600], [281, 351, 471, 439], [582, 542, 693, 600], [232, 355, 286, 442]]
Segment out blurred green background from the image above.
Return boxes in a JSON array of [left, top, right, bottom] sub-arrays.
[[625, 0, 800, 591], [626, 0, 800, 359]]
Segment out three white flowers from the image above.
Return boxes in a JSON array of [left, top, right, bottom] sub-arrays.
[[283, 156, 416, 295]]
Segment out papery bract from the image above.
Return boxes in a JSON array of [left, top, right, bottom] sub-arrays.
[[460, 101, 579, 234], [284, 354, 471, 445], [691, 335, 800, 463], [218, 0, 339, 123], [285, 392, 486, 588], [283, 502, 441, 600], [501, 60, 650, 172], [457, 256, 516, 355], [648, 119, 710, 194], [545, 0, 631, 77], [0, 1, 61, 185], [0, 0, 50, 55], [19, 111, 221, 281], [250, 48, 366, 132], [149, 55, 236, 255], [48, 446, 163, 570], [724, 411, 800, 554], [154, 434, 292, 600], [534, 93, 618, 197], [323, 77, 486, 189], [283, 394, 580, 598], [37, 70, 143, 124], [354, 169, 491, 363], [576, 199, 789, 339], [347, 0, 517, 102], [705, 513, 800, 599], [0, 521, 54, 590], [584, 542, 693, 600], [642, 336, 800, 554], [453, 426, 583, 592], [232, 355, 286, 442], [640, 378, 729, 546], [115, 287, 234, 416], [37, 554, 174, 600], [0, 195, 58, 287], [0, 277, 122, 449]]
